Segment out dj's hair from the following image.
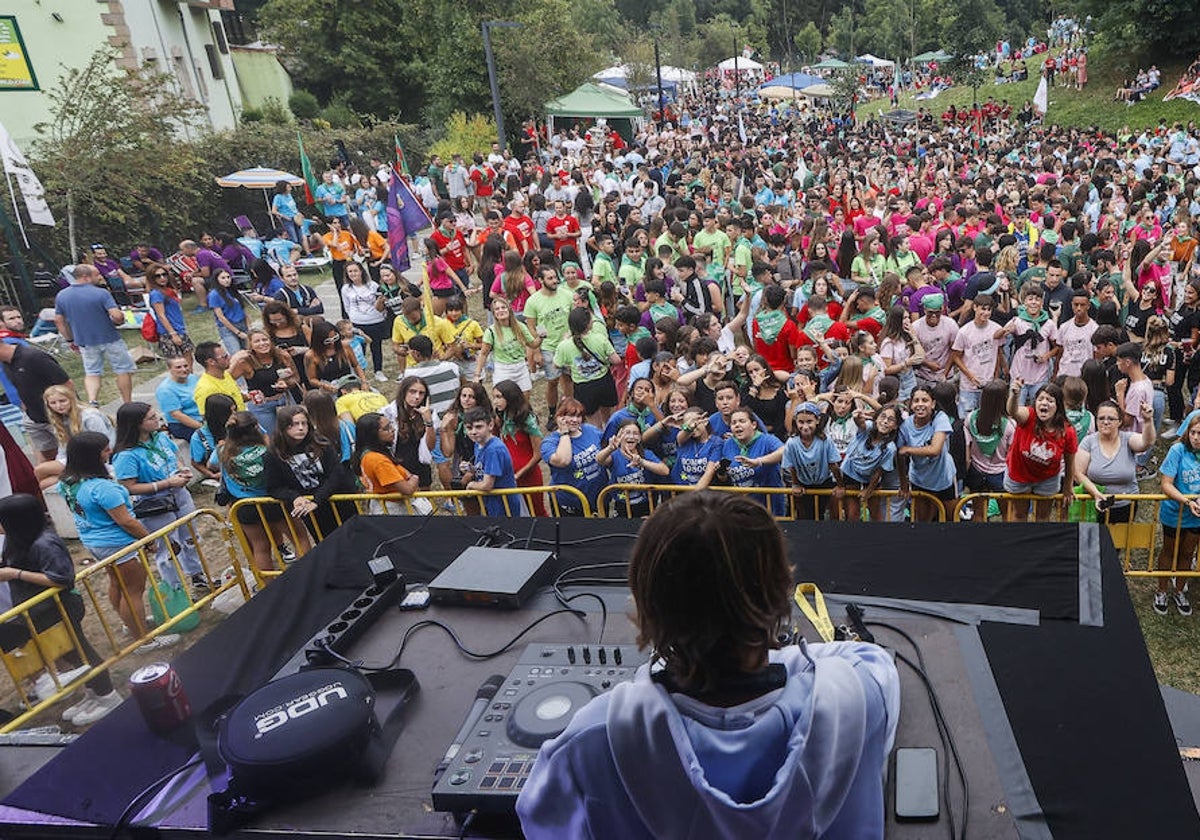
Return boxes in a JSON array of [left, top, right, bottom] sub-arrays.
[[628, 491, 792, 695]]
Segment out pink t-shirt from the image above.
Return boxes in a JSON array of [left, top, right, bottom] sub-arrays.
[[490, 272, 539, 314], [1005, 316, 1058, 384], [951, 320, 1005, 391], [912, 316, 960, 382], [1123, 377, 1154, 434], [1057, 318, 1098, 377]]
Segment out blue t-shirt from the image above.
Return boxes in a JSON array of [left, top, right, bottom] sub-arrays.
[[899, 412, 956, 492], [59, 477, 135, 549], [190, 426, 218, 467], [840, 424, 898, 484], [315, 183, 348, 218], [474, 435, 519, 516], [781, 435, 839, 487], [1160, 442, 1200, 528], [156, 374, 201, 424], [112, 432, 180, 485], [221, 444, 269, 498], [257, 276, 287, 298], [207, 290, 246, 325], [266, 238, 297, 265], [608, 448, 663, 506], [272, 192, 299, 220], [672, 436, 722, 486], [540, 425, 607, 510], [603, 406, 656, 442], [149, 289, 186, 334], [238, 236, 265, 259], [54, 283, 121, 347], [721, 433, 786, 515]]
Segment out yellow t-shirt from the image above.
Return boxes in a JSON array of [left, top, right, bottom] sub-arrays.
[[193, 372, 245, 414], [336, 390, 389, 421], [391, 313, 456, 355]]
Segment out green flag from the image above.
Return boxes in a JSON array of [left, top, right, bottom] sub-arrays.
[[394, 134, 410, 179]]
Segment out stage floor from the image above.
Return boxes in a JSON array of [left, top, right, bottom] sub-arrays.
[[0, 518, 1195, 839]]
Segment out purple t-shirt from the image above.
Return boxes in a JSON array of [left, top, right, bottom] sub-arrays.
[[93, 257, 122, 280], [195, 248, 232, 277], [129, 247, 164, 265]]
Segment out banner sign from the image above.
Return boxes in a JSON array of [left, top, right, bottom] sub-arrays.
[[0, 18, 37, 91]]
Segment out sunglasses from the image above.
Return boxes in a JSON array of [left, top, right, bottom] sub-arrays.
[[152, 272, 168, 278]]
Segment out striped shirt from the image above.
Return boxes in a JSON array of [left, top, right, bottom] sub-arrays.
[[409, 360, 461, 416]]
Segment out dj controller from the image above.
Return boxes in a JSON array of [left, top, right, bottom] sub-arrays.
[[431, 643, 647, 814]]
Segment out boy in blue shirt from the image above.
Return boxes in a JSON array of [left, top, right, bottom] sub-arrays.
[[461, 406, 526, 516]]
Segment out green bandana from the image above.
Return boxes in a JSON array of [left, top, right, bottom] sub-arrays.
[[755, 309, 787, 344], [968, 410, 1003, 458], [1017, 305, 1048, 328], [805, 313, 833, 343], [737, 431, 763, 458]]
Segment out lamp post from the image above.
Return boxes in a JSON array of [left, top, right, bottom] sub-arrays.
[[653, 34, 665, 128], [482, 20, 523, 151]]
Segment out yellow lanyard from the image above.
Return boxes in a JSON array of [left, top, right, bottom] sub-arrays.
[[794, 583, 836, 643]]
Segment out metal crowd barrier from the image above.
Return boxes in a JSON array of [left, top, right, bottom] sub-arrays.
[[593, 484, 948, 522], [952, 492, 1200, 579], [0, 508, 250, 733], [228, 486, 592, 589]]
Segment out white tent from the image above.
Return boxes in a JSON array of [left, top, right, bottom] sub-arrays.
[[717, 56, 764, 72], [857, 54, 895, 67], [594, 64, 628, 80], [660, 65, 697, 84]]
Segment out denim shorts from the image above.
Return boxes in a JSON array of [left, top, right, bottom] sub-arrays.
[[1003, 473, 1062, 496], [80, 338, 137, 376]]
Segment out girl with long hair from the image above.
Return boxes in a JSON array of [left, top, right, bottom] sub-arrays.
[[555, 307, 621, 427], [898, 384, 957, 521], [229, 329, 299, 435], [305, 318, 366, 394], [207, 268, 249, 355], [476, 297, 538, 395], [0, 493, 122, 723], [35, 386, 114, 489], [58, 432, 177, 651], [492, 380, 547, 516], [352, 412, 420, 514], [302, 389, 355, 464], [743, 355, 788, 440], [146, 263, 194, 368], [262, 300, 312, 388], [442, 382, 492, 513], [1153, 412, 1200, 616], [264, 405, 357, 542], [219, 411, 294, 568], [112, 402, 206, 590], [839, 403, 902, 522], [878, 305, 925, 400], [491, 250, 538, 317], [340, 259, 389, 379], [595, 417, 669, 517], [189, 393, 235, 484], [384, 376, 436, 489], [1004, 380, 1077, 522], [964, 379, 1014, 495], [782, 401, 840, 521]]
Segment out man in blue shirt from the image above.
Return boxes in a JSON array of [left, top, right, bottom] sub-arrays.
[[53, 263, 135, 404], [155, 356, 202, 441], [461, 406, 526, 516]]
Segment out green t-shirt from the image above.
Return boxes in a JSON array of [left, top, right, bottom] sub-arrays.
[[523, 286, 574, 348], [692, 229, 731, 277], [850, 253, 886, 285], [592, 252, 617, 286], [732, 238, 753, 296], [618, 255, 645, 289], [554, 324, 616, 383], [1058, 242, 1080, 276], [1016, 265, 1046, 292], [484, 321, 534, 364]]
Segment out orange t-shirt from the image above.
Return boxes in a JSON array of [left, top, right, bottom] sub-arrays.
[[360, 450, 412, 494], [324, 230, 360, 261]]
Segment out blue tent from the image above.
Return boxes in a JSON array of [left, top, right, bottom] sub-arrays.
[[760, 72, 824, 91]]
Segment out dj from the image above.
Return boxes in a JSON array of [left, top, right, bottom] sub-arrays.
[[516, 491, 899, 838]]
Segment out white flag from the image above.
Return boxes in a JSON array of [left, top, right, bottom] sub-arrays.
[[737, 112, 747, 144], [1032, 76, 1049, 116], [0, 121, 55, 227]]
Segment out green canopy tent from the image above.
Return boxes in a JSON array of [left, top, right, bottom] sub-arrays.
[[811, 58, 850, 70], [545, 83, 644, 142], [911, 50, 954, 63]]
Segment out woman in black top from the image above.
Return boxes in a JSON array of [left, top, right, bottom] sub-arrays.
[[742, 355, 788, 439], [263, 301, 312, 390], [0, 494, 119, 725], [229, 329, 300, 435], [304, 319, 365, 393], [390, 375, 435, 490], [439, 382, 492, 513], [264, 405, 357, 544]]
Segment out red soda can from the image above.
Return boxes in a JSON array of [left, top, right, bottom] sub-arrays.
[[129, 662, 191, 734]]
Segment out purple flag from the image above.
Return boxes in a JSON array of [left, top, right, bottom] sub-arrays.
[[386, 177, 410, 272], [393, 174, 433, 234]]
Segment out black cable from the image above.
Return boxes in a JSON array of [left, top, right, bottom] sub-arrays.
[[528, 532, 638, 547], [866, 620, 969, 840], [369, 507, 438, 562], [457, 808, 478, 839], [108, 755, 205, 839]]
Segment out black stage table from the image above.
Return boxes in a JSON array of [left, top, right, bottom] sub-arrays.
[[0, 518, 1195, 839]]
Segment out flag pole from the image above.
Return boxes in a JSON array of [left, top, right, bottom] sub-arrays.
[[3, 172, 29, 249]]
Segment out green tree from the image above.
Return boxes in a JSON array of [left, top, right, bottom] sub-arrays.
[[794, 21, 823, 64], [31, 48, 207, 259], [939, 0, 1002, 63], [696, 14, 768, 69], [1073, 0, 1200, 62], [571, 0, 624, 54]]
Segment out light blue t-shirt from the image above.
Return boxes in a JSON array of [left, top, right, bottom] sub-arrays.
[[272, 192, 299, 220], [59, 477, 135, 549], [721, 433, 786, 515], [781, 435, 839, 487], [112, 432, 180, 485], [1160, 442, 1200, 528], [156, 375, 201, 425], [898, 412, 956, 492], [190, 426, 219, 467], [54, 283, 121, 347], [840, 424, 898, 484]]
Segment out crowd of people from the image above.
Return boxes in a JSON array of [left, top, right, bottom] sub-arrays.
[[4, 62, 1200, 721]]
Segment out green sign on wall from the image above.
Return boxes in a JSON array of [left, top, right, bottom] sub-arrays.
[[0, 17, 38, 91]]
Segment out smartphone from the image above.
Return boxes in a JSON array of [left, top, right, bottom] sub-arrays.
[[894, 748, 939, 821]]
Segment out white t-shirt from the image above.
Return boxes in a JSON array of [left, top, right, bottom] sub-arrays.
[[1057, 318, 1098, 378], [951, 320, 1005, 391]]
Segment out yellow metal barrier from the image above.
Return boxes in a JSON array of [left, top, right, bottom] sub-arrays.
[[0, 507, 250, 733], [228, 486, 592, 589], [951, 492, 1200, 580], [593, 484, 947, 522]]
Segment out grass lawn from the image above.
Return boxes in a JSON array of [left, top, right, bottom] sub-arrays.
[[858, 51, 1200, 133]]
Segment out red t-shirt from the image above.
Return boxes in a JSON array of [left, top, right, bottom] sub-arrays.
[[469, 165, 496, 197], [431, 229, 469, 271], [544, 214, 580, 256], [503, 214, 537, 254], [753, 317, 802, 372], [1006, 411, 1077, 485]]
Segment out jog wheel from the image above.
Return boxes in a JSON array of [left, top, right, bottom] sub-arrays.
[[506, 682, 597, 748]]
